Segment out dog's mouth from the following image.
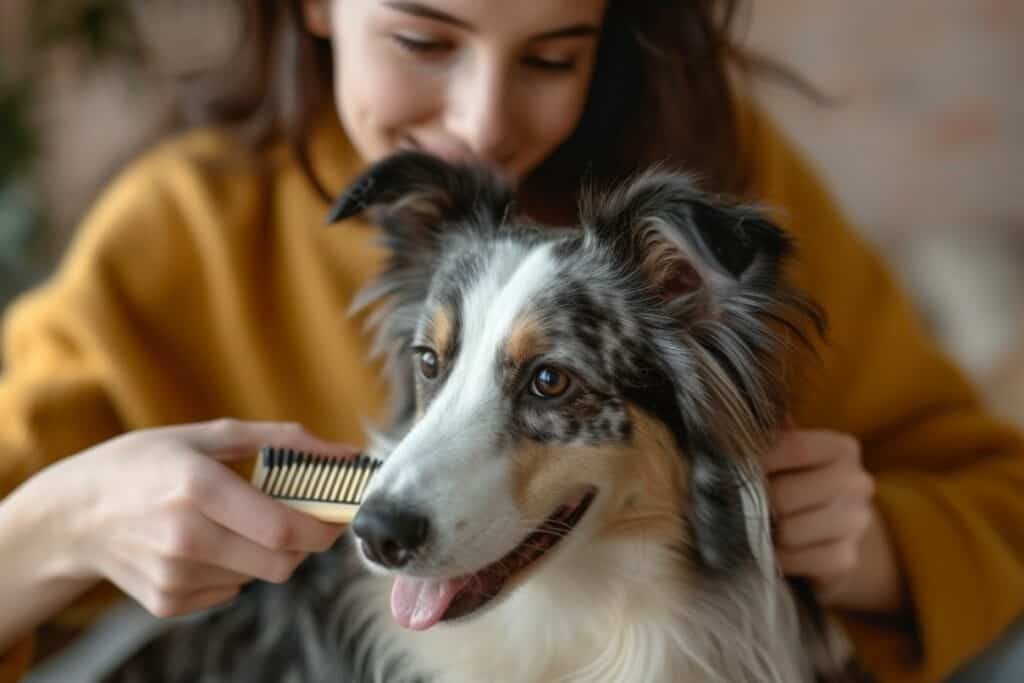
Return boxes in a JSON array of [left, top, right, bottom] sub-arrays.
[[389, 489, 597, 631]]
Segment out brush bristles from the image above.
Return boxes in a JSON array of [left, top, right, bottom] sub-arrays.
[[252, 447, 381, 524]]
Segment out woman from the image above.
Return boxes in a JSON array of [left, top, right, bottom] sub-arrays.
[[2, 1, 1022, 680]]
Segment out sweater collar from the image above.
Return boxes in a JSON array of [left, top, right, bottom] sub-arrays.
[[308, 106, 368, 200]]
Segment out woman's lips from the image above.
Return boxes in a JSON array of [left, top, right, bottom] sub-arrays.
[[396, 134, 521, 185], [400, 134, 477, 166], [401, 135, 489, 167]]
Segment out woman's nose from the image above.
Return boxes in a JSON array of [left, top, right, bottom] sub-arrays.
[[446, 61, 516, 166]]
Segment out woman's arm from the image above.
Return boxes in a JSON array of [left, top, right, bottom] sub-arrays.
[[0, 130, 372, 669], [742, 100, 1024, 682], [0, 420, 352, 654], [763, 426, 908, 616], [0, 482, 96, 654]]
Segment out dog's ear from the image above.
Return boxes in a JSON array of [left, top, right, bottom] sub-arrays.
[[590, 172, 822, 577], [688, 434, 769, 576], [327, 153, 514, 428], [583, 170, 792, 318], [325, 150, 514, 251]]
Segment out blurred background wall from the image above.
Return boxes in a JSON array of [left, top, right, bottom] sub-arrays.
[[2, 0, 1022, 423], [744, 0, 1024, 424]]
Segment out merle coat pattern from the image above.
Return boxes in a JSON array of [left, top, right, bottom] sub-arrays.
[[105, 152, 870, 683]]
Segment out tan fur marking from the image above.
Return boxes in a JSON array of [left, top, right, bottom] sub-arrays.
[[430, 306, 455, 357], [598, 408, 689, 540], [638, 219, 702, 295], [413, 305, 456, 419], [638, 223, 681, 285], [701, 351, 767, 459], [504, 316, 547, 368], [510, 406, 688, 549]]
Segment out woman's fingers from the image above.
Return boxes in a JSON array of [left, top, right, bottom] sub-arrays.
[[101, 555, 243, 619], [123, 545, 302, 618], [62, 421, 352, 604], [768, 459, 874, 517], [172, 585, 241, 617], [186, 463, 345, 553], [764, 425, 888, 608], [764, 429, 872, 517], [774, 500, 872, 550], [157, 511, 310, 583], [108, 540, 297, 618], [762, 428, 853, 474], [161, 558, 253, 589], [146, 584, 242, 619], [170, 419, 360, 462], [28, 420, 355, 624], [776, 539, 859, 584]]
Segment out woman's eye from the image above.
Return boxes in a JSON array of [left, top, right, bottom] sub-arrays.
[[393, 34, 450, 55], [530, 366, 571, 398], [524, 56, 577, 72], [418, 349, 440, 380]]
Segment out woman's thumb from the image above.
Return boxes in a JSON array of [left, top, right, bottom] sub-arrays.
[[179, 419, 359, 461]]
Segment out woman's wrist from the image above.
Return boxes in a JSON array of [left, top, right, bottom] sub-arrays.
[[0, 473, 99, 652], [11, 465, 98, 580], [822, 506, 908, 616]]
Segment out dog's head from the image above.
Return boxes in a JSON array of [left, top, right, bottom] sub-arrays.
[[328, 152, 822, 631]]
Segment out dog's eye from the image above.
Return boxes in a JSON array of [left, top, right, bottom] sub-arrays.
[[530, 366, 570, 398], [418, 349, 439, 380]]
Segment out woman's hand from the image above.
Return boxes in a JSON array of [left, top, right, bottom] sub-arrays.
[[13, 419, 355, 620], [764, 422, 907, 614]]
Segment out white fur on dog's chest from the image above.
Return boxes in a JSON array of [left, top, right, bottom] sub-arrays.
[[402, 591, 697, 681], [362, 542, 756, 683]]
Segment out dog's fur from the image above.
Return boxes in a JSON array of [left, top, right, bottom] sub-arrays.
[[106, 153, 867, 683]]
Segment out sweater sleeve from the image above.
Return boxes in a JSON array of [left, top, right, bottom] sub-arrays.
[[0, 637, 32, 683], [0, 141, 214, 499], [0, 132, 259, 675], [742, 104, 1024, 682]]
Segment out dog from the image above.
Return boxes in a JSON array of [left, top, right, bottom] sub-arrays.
[[105, 152, 865, 683]]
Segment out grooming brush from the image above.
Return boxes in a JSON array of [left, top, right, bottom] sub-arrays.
[[251, 446, 382, 524]]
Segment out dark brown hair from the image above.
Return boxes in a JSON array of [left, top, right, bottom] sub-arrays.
[[181, 1, 797, 220]]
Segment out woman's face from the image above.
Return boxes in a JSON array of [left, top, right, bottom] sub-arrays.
[[305, 0, 608, 184]]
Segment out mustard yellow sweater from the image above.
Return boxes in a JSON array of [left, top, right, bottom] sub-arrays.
[[2, 106, 1023, 682]]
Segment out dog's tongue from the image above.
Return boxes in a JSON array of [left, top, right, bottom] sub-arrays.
[[391, 576, 470, 630]]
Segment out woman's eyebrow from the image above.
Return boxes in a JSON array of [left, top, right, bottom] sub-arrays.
[[530, 24, 600, 42], [382, 1, 600, 40], [384, 1, 472, 29]]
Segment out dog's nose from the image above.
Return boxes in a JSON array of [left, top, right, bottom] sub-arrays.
[[352, 497, 430, 569]]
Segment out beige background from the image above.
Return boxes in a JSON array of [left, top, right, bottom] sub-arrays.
[[745, 0, 1024, 423]]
